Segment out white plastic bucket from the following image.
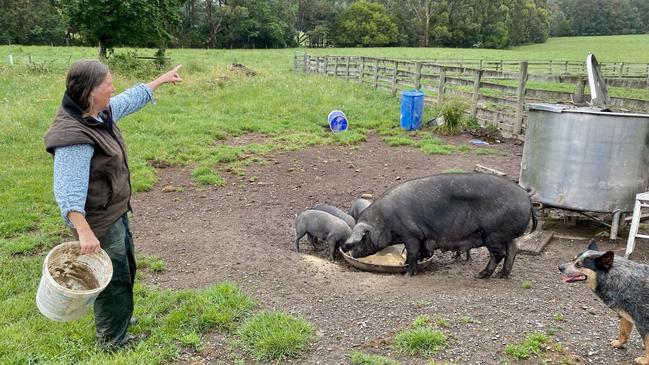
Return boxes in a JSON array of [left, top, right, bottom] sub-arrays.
[[328, 110, 348, 132], [36, 241, 113, 321]]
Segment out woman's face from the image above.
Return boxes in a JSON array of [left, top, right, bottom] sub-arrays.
[[91, 72, 115, 113]]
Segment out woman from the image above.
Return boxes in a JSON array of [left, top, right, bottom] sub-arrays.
[[44, 60, 182, 349]]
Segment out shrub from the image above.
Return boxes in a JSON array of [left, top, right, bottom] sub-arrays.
[[107, 50, 159, 79], [436, 97, 468, 135]]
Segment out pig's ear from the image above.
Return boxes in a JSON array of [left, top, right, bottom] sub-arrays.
[[366, 224, 380, 244], [348, 222, 370, 243], [587, 239, 598, 251]]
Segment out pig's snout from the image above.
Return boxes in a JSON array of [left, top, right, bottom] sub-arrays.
[[341, 239, 355, 252]]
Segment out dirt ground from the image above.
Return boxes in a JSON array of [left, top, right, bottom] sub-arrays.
[[132, 132, 649, 365]]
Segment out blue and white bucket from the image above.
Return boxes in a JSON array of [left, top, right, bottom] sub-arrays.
[[328, 110, 348, 132]]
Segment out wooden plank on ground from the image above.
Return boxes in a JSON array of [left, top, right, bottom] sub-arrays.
[[517, 230, 554, 255], [474, 164, 507, 176]]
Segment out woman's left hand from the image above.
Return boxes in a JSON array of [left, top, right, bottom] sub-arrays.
[[164, 65, 182, 85], [147, 65, 182, 91]]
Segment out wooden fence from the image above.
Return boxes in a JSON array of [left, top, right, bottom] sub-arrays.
[[293, 54, 649, 138]]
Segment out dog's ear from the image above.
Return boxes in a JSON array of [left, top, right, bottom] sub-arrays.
[[587, 239, 599, 251], [595, 251, 614, 271]]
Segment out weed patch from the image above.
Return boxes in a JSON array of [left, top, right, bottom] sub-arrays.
[[349, 350, 401, 365], [383, 136, 416, 146], [395, 316, 447, 356], [236, 311, 315, 361], [192, 166, 225, 186], [505, 331, 550, 360]]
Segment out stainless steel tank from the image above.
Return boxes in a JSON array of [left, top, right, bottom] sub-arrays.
[[520, 103, 649, 213]]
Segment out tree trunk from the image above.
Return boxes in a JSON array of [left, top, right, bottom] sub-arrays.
[[98, 38, 107, 59], [407, 0, 435, 47], [185, 0, 194, 27], [424, 15, 430, 47], [206, 0, 216, 48]]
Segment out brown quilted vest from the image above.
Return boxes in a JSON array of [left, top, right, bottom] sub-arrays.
[[44, 91, 132, 240]]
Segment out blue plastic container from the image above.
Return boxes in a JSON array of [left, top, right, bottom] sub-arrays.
[[328, 110, 348, 132], [400, 90, 425, 130]]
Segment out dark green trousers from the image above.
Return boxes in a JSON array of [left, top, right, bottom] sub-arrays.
[[94, 213, 136, 347]]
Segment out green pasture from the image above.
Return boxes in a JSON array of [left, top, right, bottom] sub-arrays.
[[290, 34, 649, 63], [1, 35, 648, 364]]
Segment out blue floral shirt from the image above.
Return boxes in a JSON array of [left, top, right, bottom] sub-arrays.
[[53, 83, 153, 226]]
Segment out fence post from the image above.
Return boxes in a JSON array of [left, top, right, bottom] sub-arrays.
[[345, 57, 350, 80], [470, 70, 483, 119], [303, 54, 308, 73], [8, 55, 13, 65], [28, 54, 32, 64], [374, 58, 379, 89], [324, 57, 328, 75], [513, 61, 528, 136], [437, 68, 447, 105], [619, 62, 624, 77], [334, 57, 338, 77], [359, 57, 365, 83], [391, 60, 399, 96], [415, 62, 422, 90], [564, 60, 568, 73], [574, 78, 586, 103]]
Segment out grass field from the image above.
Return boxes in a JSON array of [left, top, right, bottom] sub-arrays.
[[1, 35, 648, 364]]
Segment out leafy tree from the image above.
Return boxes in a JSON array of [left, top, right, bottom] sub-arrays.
[[507, 0, 550, 46], [405, 0, 444, 47], [376, 0, 419, 46], [296, 0, 337, 46], [331, 0, 398, 47], [549, 0, 647, 36], [548, 0, 570, 36], [60, 0, 184, 58], [0, 0, 67, 45], [526, 0, 550, 43], [476, 0, 509, 48], [215, 0, 297, 48], [441, 0, 480, 47], [631, 0, 649, 33], [176, 0, 207, 47]]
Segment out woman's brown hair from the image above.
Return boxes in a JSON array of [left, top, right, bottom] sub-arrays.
[[66, 59, 109, 116]]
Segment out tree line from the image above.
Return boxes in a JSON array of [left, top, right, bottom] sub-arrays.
[[549, 0, 649, 37], [1, 0, 648, 54]]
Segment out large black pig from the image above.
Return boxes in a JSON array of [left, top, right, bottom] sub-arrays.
[[341, 173, 537, 278]]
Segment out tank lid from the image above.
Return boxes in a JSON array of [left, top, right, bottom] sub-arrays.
[[401, 89, 424, 96], [527, 103, 649, 118], [526, 103, 567, 113]]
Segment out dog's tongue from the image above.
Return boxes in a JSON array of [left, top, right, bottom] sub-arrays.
[[562, 274, 586, 283]]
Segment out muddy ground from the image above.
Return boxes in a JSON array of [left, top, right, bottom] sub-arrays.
[[132, 133, 649, 364]]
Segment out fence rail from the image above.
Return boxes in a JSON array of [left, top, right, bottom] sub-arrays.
[[294, 54, 649, 138]]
